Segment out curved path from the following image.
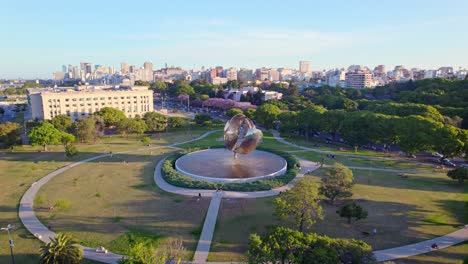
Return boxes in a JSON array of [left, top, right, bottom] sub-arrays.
[[18, 129, 467, 263], [18, 130, 220, 264]]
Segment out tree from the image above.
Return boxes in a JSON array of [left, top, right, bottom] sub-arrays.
[[28, 122, 62, 151], [247, 226, 375, 264], [225, 108, 243, 118], [248, 227, 307, 264], [194, 113, 212, 125], [170, 80, 195, 96], [319, 163, 354, 204], [118, 118, 148, 137], [150, 81, 168, 92], [75, 118, 98, 143], [65, 144, 78, 158], [49, 115, 73, 132], [0, 121, 21, 148], [434, 125, 466, 158], [275, 177, 323, 232], [243, 108, 256, 119], [143, 112, 167, 132], [396, 115, 442, 155], [337, 202, 368, 223], [254, 104, 281, 129], [298, 106, 326, 140], [141, 136, 151, 145], [39, 233, 83, 264], [447, 167, 468, 184], [278, 111, 299, 133], [94, 107, 126, 127], [340, 111, 374, 151], [60, 131, 75, 146], [168, 117, 186, 128]]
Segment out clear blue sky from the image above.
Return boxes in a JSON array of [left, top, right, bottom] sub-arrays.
[[1, 0, 467, 79]]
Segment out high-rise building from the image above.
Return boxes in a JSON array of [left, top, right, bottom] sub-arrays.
[[268, 69, 280, 82], [299, 61, 310, 73], [72, 66, 80, 80], [237, 68, 254, 82], [62, 65, 67, 72], [345, 71, 372, 89], [215, 66, 224, 77], [121, 62, 129, 74], [225, 67, 237, 81], [143, 61, 154, 81]]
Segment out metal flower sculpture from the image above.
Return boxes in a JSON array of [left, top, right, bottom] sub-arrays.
[[224, 114, 263, 159]]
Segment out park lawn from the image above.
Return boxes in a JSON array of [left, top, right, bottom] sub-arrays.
[[208, 168, 467, 261], [0, 129, 212, 263], [295, 151, 437, 173], [395, 241, 468, 264], [35, 148, 210, 260], [282, 134, 393, 157]]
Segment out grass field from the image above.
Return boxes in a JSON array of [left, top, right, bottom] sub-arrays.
[[209, 168, 467, 261], [0, 128, 209, 263], [1, 127, 466, 263]]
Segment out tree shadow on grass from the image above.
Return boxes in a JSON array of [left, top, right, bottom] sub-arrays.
[[350, 170, 468, 193]]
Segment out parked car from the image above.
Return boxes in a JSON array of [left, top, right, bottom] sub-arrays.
[[442, 160, 456, 167], [432, 152, 443, 158]]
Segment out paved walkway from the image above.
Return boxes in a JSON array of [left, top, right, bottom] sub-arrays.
[[374, 227, 468, 262], [18, 130, 219, 264], [193, 192, 223, 263]]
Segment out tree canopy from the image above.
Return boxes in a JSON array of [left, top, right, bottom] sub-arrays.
[[275, 177, 323, 232], [247, 226, 375, 264], [319, 163, 355, 204], [94, 107, 126, 127], [28, 122, 63, 151]]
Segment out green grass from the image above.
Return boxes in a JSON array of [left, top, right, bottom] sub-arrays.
[[295, 151, 436, 173], [209, 168, 467, 261], [1, 126, 466, 263], [282, 134, 393, 157], [0, 128, 211, 263]]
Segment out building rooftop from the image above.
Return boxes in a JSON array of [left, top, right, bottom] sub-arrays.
[[27, 85, 150, 95]]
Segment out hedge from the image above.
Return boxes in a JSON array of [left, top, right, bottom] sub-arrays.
[[161, 147, 299, 192]]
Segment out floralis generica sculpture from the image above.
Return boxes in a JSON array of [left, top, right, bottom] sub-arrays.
[[224, 114, 263, 159]]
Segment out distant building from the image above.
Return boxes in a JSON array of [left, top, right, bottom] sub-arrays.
[[53, 72, 66, 81], [121, 62, 129, 74], [27, 85, 154, 121], [211, 77, 228, 85], [263, 90, 283, 101], [215, 66, 224, 77], [345, 71, 372, 89], [326, 69, 346, 87], [255, 68, 269, 81], [225, 67, 238, 81], [299, 61, 310, 73], [238, 68, 254, 82]]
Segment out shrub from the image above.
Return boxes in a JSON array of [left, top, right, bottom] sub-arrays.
[[34, 194, 47, 207], [194, 114, 212, 125], [54, 199, 71, 210]]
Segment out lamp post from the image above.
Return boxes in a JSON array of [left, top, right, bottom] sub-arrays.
[[1, 224, 16, 264]]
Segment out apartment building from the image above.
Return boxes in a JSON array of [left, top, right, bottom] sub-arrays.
[[27, 85, 154, 121], [345, 71, 372, 89]]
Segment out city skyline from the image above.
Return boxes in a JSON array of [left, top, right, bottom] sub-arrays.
[[1, 0, 468, 79]]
